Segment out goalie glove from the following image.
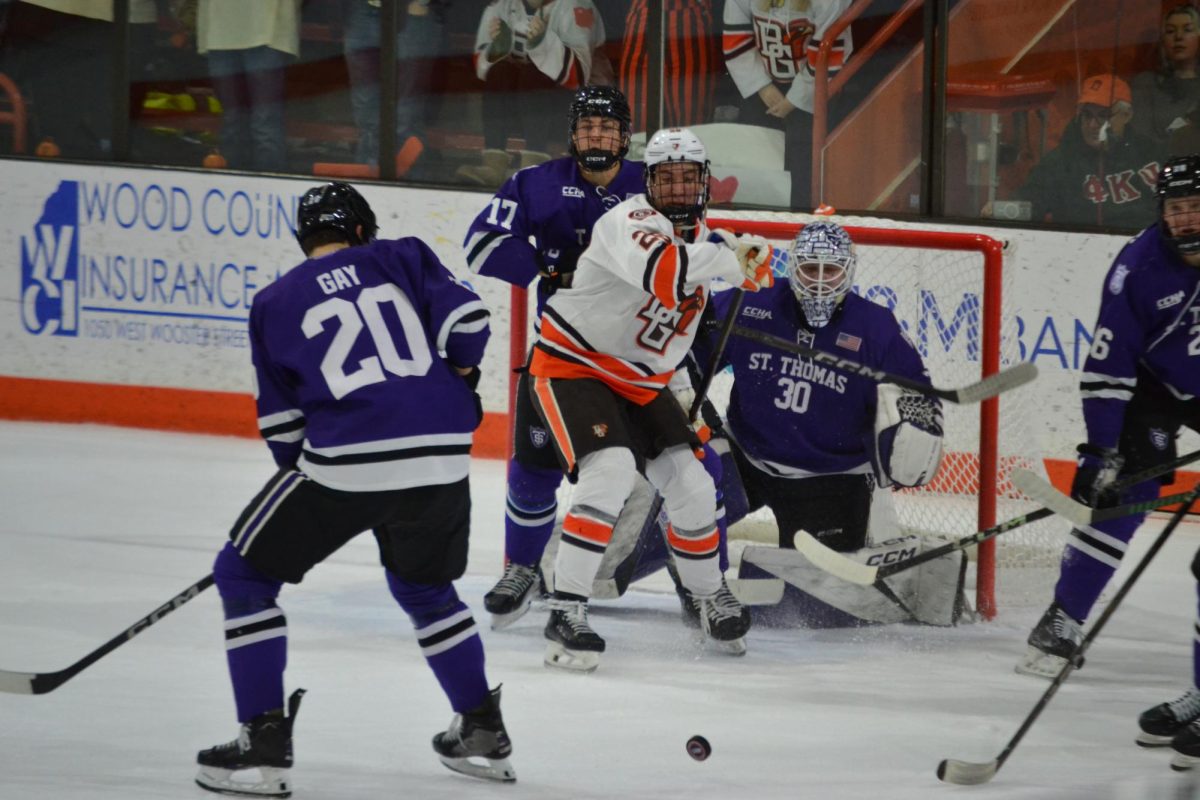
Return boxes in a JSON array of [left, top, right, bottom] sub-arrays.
[[709, 228, 773, 291], [875, 383, 944, 487], [1071, 443, 1124, 507]]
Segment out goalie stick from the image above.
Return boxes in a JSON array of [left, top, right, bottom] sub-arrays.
[[731, 325, 1037, 404], [0, 573, 214, 695], [1013, 468, 1200, 527], [937, 485, 1200, 785], [788, 446, 1200, 588]]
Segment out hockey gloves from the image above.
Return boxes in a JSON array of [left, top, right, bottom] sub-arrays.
[[538, 248, 580, 291], [1071, 443, 1124, 507], [709, 228, 773, 291]]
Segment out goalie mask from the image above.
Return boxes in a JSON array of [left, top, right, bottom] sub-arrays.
[[296, 182, 378, 250], [1158, 154, 1200, 260], [644, 127, 710, 229], [789, 222, 856, 328], [568, 85, 632, 172]]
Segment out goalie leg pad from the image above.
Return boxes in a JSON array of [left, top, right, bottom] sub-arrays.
[[876, 383, 944, 487]]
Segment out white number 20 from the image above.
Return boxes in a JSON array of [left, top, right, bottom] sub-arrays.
[[301, 284, 432, 399]]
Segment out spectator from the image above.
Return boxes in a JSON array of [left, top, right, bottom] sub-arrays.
[[343, 0, 449, 177], [1132, 3, 1200, 149], [722, 0, 853, 210], [1019, 74, 1160, 229], [0, 0, 157, 159], [197, 0, 300, 172], [618, 0, 717, 133], [457, 0, 606, 187]]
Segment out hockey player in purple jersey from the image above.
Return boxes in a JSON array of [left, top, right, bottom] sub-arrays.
[[195, 183, 514, 796], [463, 85, 645, 629], [680, 222, 948, 624], [1017, 156, 1200, 687]]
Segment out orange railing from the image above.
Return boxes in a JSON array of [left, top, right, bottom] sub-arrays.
[[0, 73, 28, 155], [811, 0, 924, 206]]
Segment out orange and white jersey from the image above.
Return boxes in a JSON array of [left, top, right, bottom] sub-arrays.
[[530, 195, 744, 404], [722, 0, 853, 113], [473, 0, 605, 88]]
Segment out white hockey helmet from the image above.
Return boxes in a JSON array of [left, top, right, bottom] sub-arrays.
[[788, 222, 856, 328], [644, 127, 710, 228]]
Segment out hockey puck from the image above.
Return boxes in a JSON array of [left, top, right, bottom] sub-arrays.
[[686, 735, 711, 761]]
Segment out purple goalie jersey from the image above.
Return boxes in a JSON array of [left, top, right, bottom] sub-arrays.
[[1080, 226, 1200, 449], [700, 284, 931, 477], [250, 237, 490, 492], [462, 156, 646, 321]]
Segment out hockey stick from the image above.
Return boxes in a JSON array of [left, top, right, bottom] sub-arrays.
[[789, 448, 1200, 587], [0, 573, 215, 695], [1013, 469, 1200, 527], [730, 325, 1037, 404], [689, 289, 745, 422], [937, 486, 1200, 785]]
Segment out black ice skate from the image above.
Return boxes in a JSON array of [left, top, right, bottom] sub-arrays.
[[483, 563, 543, 630], [1014, 602, 1085, 678], [1138, 687, 1200, 747], [1172, 720, 1200, 771], [432, 685, 516, 783], [196, 689, 305, 798], [694, 579, 751, 656], [543, 595, 605, 673]]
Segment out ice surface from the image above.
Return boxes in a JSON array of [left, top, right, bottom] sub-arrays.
[[2, 420, 1199, 799]]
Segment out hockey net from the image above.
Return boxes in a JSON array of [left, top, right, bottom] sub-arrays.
[[706, 213, 1067, 619]]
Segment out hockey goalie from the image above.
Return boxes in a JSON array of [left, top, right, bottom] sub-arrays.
[[547, 221, 969, 627]]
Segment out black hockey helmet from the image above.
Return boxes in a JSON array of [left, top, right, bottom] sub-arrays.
[[295, 182, 378, 251], [1157, 154, 1200, 258], [568, 85, 632, 172]]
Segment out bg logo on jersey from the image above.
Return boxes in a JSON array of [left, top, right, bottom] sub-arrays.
[[20, 181, 79, 336]]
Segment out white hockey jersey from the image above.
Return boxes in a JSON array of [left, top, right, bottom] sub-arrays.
[[473, 0, 605, 88], [722, 0, 853, 113], [530, 195, 745, 405]]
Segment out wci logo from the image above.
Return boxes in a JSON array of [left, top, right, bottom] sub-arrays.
[[20, 181, 79, 336]]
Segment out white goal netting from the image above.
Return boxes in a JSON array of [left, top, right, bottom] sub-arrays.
[[708, 212, 1069, 616]]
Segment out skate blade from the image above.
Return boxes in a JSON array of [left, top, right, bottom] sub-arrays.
[[438, 754, 517, 783], [195, 766, 291, 798], [1014, 647, 1067, 679], [489, 601, 533, 631], [544, 641, 601, 673], [1136, 731, 1176, 748], [1171, 753, 1200, 771]]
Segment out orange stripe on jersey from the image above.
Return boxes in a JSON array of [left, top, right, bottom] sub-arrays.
[[650, 243, 680, 309], [722, 32, 754, 56], [532, 376, 576, 472], [667, 525, 719, 556], [563, 513, 615, 546], [530, 347, 667, 405]]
